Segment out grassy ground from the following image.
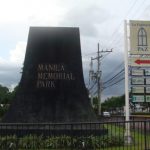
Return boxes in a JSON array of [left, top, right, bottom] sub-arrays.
[[102, 123, 150, 150]]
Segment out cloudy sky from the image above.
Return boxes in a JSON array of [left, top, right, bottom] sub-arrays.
[[0, 0, 150, 100]]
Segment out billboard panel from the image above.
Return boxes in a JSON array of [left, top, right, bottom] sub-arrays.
[[145, 69, 150, 76], [131, 69, 144, 76], [132, 95, 145, 102], [130, 20, 150, 55], [131, 77, 144, 85], [145, 95, 150, 102], [146, 87, 150, 93], [132, 87, 144, 93], [146, 78, 150, 84]]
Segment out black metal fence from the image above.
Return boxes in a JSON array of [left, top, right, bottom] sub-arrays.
[[0, 120, 150, 150]]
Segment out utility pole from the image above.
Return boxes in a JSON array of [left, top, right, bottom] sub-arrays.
[[97, 43, 101, 115], [89, 43, 112, 116]]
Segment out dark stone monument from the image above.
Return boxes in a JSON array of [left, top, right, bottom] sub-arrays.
[[3, 27, 97, 123]]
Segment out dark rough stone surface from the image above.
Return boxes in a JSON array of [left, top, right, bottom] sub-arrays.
[[3, 27, 97, 123]]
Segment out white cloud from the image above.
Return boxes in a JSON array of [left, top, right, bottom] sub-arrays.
[[0, 0, 66, 26], [0, 41, 26, 87], [0, 57, 7, 65], [60, 4, 111, 38], [9, 41, 26, 65]]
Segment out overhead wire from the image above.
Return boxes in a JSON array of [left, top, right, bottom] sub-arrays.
[[108, 0, 139, 49], [103, 74, 124, 90], [88, 80, 97, 91], [85, 0, 148, 98], [102, 61, 124, 81], [82, 52, 97, 57], [102, 0, 147, 92], [108, 0, 147, 55], [129, 0, 147, 19], [103, 68, 124, 84], [100, 52, 112, 61], [103, 77, 125, 90], [108, 0, 147, 51]]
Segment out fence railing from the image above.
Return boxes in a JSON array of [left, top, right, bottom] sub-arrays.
[[0, 120, 150, 149]]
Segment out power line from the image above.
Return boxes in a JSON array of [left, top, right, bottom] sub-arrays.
[[88, 80, 97, 91], [103, 73, 124, 89], [100, 51, 112, 61], [108, 0, 147, 53], [103, 77, 125, 90], [103, 74, 124, 89], [108, 0, 139, 48], [87, 0, 148, 102], [107, 0, 147, 57], [103, 61, 124, 80], [103, 68, 124, 84], [82, 52, 97, 57], [130, 0, 147, 19]]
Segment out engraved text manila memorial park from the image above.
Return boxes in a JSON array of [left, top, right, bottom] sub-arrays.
[[3, 27, 97, 123]]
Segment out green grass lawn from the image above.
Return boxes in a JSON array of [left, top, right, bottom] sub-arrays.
[[102, 123, 150, 150]]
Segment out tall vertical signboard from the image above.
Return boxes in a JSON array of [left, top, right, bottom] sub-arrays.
[[124, 20, 150, 142], [124, 20, 150, 144], [129, 20, 150, 103]]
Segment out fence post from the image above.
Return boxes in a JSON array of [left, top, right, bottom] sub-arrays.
[[144, 121, 147, 150], [71, 123, 73, 150]]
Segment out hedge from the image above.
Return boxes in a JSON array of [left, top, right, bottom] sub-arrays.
[[0, 135, 124, 149]]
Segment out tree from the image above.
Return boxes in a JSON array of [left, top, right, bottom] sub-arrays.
[[0, 84, 18, 118], [92, 96, 98, 114], [0, 85, 9, 104], [101, 94, 125, 113]]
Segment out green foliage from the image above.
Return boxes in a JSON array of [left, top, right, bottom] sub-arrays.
[[0, 106, 9, 118], [0, 134, 124, 149], [0, 84, 18, 104], [92, 96, 98, 114], [0, 135, 17, 150], [102, 95, 125, 112], [19, 135, 44, 149], [0, 84, 18, 118], [0, 85, 9, 104], [45, 135, 72, 149]]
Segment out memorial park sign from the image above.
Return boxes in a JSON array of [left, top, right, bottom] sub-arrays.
[[3, 27, 96, 123]]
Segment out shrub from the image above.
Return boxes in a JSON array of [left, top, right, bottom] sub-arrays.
[[18, 135, 44, 149], [0, 135, 17, 150], [0, 134, 124, 149]]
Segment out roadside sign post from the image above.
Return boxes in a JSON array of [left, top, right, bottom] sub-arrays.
[[126, 20, 150, 144], [124, 20, 132, 144]]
